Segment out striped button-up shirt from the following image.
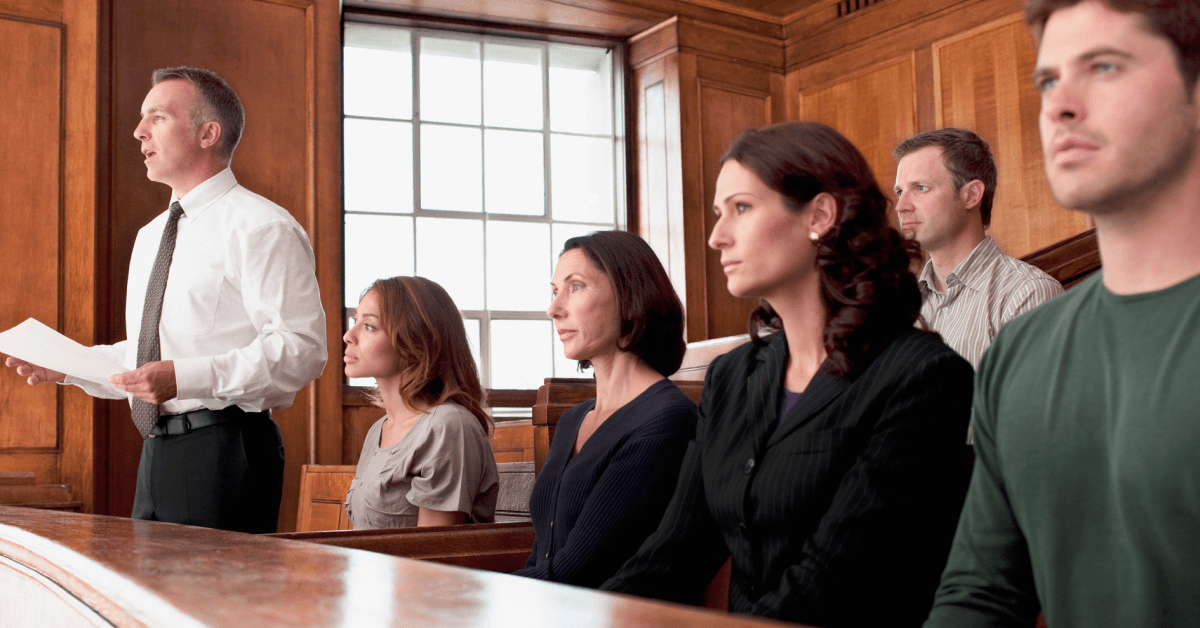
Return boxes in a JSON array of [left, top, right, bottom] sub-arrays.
[[919, 236, 1064, 369]]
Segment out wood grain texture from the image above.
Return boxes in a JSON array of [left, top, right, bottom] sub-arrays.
[[60, 0, 104, 521], [932, 14, 1089, 258], [344, 0, 784, 38], [1020, 228, 1099, 289], [0, 0, 60, 21], [2, 506, 801, 627], [633, 50, 690, 323], [296, 464, 354, 531], [798, 56, 917, 229], [0, 17, 61, 452], [687, 57, 784, 340], [274, 521, 538, 572]]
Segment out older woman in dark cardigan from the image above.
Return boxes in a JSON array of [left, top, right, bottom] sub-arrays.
[[512, 230, 697, 587]]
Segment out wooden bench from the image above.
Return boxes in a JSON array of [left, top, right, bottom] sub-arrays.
[[272, 521, 536, 572], [294, 460, 536, 533], [0, 472, 83, 512]]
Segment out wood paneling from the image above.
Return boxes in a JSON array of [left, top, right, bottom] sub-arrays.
[[798, 56, 917, 227], [630, 17, 784, 341], [343, 0, 784, 39], [632, 48, 689, 315], [0, 17, 61, 451], [695, 77, 777, 337], [0, 0, 60, 22], [932, 15, 1090, 258]]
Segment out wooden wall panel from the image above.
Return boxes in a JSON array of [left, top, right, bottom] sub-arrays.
[[695, 78, 775, 338], [0, 17, 61, 451], [630, 18, 784, 342], [933, 15, 1090, 258], [798, 56, 917, 225], [106, 0, 343, 531], [633, 53, 689, 309]]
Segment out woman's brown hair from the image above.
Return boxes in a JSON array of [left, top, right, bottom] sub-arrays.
[[720, 121, 923, 378], [364, 276, 491, 434]]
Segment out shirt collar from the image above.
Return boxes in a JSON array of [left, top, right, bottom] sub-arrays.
[[171, 168, 237, 219], [950, 236, 1003, 291], [920, 236, 1002, 294]]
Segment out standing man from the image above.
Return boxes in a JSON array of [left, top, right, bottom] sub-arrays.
[[4, 68, 327, 533], [926, 1, 1200, 626], [894, 128, 1062, 369]]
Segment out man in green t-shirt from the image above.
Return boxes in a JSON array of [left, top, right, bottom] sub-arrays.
[[925, 1, 1200, 626]]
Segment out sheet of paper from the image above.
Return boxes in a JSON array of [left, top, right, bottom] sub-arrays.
[[0, 318, 127, 386]]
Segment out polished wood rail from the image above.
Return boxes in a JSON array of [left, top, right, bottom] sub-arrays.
[[0, 505, 803, 628]]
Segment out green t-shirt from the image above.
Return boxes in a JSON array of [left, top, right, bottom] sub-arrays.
[[926, 272, 1200, 627]]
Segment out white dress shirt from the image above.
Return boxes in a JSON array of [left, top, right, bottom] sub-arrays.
[[70, 168, 327, 413]]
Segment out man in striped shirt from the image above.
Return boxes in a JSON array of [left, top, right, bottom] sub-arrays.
[[893, 128, 1063, 368]]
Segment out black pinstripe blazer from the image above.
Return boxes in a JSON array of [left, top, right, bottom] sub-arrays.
[[602, 327, 973, 628]]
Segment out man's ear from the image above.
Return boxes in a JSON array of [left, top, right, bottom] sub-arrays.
[[197, 121, 223, 151], [960, 179, 985, 211], [809, 192, 838, 238]]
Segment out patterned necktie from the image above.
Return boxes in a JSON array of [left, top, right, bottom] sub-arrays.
[[131, 202, 185, 438]]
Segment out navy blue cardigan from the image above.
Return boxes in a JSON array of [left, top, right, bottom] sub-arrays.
[[513, 379, 697, 587]]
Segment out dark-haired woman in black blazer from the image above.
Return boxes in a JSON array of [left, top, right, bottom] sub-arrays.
[[601, 122, 973, 628], [512, 230, 697, 588]]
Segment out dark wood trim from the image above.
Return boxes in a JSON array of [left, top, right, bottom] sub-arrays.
[[344, 7, 630, 46], [1020, 228, 1101, 289]]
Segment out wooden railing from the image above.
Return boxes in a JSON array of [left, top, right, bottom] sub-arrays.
[[0, 505, 799, 628]]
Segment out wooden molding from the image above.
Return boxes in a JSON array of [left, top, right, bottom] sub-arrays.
[[1020, 228, 1100, 289]]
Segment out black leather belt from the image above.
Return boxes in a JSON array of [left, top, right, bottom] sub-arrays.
[[149, 406, 267, 437]]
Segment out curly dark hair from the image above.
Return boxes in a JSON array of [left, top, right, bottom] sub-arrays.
[[720, 121, 923, 378], [560, 230, 687, 377]]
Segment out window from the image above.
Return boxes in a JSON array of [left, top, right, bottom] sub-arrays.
[[342, 22, 625, 391]]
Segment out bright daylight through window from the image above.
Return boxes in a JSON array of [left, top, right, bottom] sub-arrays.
[[342, 22, 624, 393]]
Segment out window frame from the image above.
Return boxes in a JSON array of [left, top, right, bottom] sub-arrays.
[[341, 15, 630, 395]]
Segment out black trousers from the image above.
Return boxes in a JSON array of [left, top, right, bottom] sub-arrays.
[[131, 412, 285, 533]]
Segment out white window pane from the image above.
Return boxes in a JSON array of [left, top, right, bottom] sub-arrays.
[[421, 125, 482, 212], [344, 214, 415, 308], [416, 217, 485, 310], [490, 319, 552, 389], [344, 119, 413, 214], [462, 318, 482, 380], [551, 134, 615, 223], [551, 223, 607, 263], [344, 25, 412, 120], [484, 44, 543, 130], [549, 44, 612, 135], [420, 38, 481, 125], [485, 129, 544, 216], [486, 222, 551, 311]]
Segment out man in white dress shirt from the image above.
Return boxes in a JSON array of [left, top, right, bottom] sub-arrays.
[[4, 67, 327, 532], [893, 128, 1063, 369]]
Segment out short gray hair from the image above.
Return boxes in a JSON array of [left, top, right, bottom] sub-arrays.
[[152, 67, 245, 164]]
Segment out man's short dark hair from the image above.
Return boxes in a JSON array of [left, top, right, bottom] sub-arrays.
[[152, 67, 245, 164], [560, 231, 686, 377], [894, 128, 997, 229], [1025, 0, 1200, 94]]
